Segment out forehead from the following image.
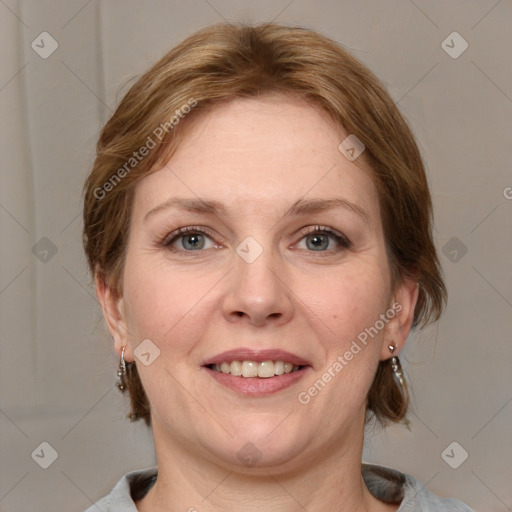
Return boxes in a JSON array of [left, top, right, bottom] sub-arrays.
[[132, 95, 379, 223]]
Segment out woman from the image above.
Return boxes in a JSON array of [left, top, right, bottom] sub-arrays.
[[83, 22, 474, 511]]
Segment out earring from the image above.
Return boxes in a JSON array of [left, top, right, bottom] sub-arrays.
[[116, 346, 127, 391], [388, 344, 405, 390]]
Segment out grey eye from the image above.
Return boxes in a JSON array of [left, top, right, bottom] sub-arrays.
[[305, 233, 330, 251], [180, 233, 206, 250]]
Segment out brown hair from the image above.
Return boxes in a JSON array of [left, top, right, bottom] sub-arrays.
[[83, 22, 446, 427]]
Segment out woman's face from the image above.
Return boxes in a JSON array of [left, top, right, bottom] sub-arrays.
[[101, 95, 417, 471]]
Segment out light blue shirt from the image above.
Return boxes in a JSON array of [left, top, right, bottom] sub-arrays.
[[85, 464, 475, 511]]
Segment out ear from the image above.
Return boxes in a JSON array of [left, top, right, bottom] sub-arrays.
[[95, 271, 133, 361], [380, 278, 419, 360]]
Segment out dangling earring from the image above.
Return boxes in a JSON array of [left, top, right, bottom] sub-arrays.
[[116, 346, 127, 391], [388, 344, 405, 390]]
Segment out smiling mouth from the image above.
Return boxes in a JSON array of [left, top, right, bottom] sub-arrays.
[[207, 360, 306, 378]]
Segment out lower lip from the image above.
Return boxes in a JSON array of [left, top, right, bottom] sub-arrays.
[[204, 366, 310, 396]]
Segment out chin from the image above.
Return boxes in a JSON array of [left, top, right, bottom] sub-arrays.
[[216, 421, 312, 472]]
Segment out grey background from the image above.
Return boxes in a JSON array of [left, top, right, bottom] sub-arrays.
[[0, 0, 511, 510]]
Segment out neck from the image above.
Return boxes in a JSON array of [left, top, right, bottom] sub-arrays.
[[136, 417, 394, 512]]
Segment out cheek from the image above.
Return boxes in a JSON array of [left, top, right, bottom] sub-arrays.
[[300, 264, 390, 351], [121, 253, 220, 349], [296, 270, 389, 415]]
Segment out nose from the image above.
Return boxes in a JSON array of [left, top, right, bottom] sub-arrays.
[[222, 243, 294, 327]]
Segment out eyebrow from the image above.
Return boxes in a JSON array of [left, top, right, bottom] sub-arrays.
[[144, 196, 369, 224]]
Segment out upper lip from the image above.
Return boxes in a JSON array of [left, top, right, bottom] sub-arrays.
[[202, 348, 312, 367]]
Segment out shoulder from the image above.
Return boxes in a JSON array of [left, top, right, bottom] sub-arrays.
[[83, 467, 158, 512], [362, 463, 476, 511], [85, 464, 475, 511]]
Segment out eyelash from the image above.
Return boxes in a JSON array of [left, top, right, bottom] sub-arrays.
[[161, 225, 352, 255]]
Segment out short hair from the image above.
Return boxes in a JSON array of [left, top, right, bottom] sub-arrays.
[[83, 22, 447, 427]]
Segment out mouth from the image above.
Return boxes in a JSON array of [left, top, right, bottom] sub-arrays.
[[207, 360, 305, 378], [201, 349, 312, 396]]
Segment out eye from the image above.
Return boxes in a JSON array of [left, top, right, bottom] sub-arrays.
[[160, 225, 351, 254], [296, 225, 351, 252], [162, 227, 218, 252]]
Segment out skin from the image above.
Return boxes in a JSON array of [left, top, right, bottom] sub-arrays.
[[97, 94, 419, 512]]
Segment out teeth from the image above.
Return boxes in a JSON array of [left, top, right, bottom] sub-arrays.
[[241, 361, 258, 377], [230, 361, 242, 376], [257, 361, 274, 378], [211, 360, 302, 378]]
